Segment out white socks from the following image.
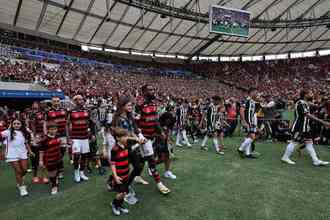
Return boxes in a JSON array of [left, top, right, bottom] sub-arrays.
[[201, 136, 219, 151], [182, 130, 190, 145], [176, 132, 181, 145], [282, 142, 296, 160], [305, 142, 319, 164], [239, 138, 246, 151], [282, 142, 320, 164], [201, 136, 208, 147], [176, 130, 191, 146], [239, 138, 253, 155], [212, 138, 219, 151]]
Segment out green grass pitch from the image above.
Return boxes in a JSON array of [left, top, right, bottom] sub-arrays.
[[1, 136, 330, 220], [211, 25, 249, 37]]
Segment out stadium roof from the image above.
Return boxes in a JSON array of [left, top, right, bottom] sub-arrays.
[[1, 0, 330, 57]]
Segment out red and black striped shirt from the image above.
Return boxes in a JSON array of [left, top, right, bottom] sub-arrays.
[[40, 136, 61, 167], [190, 107, 202, 123], [46, 108, 67, 137], [69, 109, 90, 140], [110, 145, 129, 181], [137, 101, 161, 139]]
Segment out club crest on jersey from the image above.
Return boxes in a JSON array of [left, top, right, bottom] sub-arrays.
[[49, 139, 60, 146], [118, 150, 128, 158], [74, 120, 87, 125], [54, 118, 65, 123], [71, 112, 88, 118]]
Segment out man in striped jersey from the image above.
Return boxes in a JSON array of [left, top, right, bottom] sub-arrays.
[[238, 88, 259, 159], [68, 95, 95, 182], [175, 98, 191, 147], [201, 96, 224, 154], [45, 96, 68, 179], [281, 89, 330, 166], [137, 84, 170, 195], [187, 98, 202, 143]]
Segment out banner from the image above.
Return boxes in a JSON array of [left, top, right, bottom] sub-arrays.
[[0, 90, 64, 99]]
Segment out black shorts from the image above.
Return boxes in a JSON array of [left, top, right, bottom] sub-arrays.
[[89, 139, 98, 155], [30, 146, 40, 170], [154, 138, 169, 156], [46, 161, 61, 172], [109, 175, 129, 194], [292, 131, 313, 143]]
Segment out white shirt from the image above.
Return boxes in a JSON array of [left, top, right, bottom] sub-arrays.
[[1, 130, 28, 159]]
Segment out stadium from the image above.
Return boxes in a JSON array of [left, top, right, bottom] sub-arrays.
[[1, 0, 330, 219]]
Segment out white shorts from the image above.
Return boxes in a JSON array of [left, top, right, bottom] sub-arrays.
[[6, 152, 28, 163], [72, 139, 90, 154], [140, 140, 154, 157], [103, 133, 116, 161], [107, 145, 114, 162]]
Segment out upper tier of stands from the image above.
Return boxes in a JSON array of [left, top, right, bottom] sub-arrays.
[[0, 43, 329, 103]]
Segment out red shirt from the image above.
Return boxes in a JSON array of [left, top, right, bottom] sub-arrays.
[[69, 110, 90, 139], [40, 136, 61, 166], [227, 106, 237, 121], [110, 145, 129, 181], [138, 101, 161, 139], [47, 108, 67, 137]]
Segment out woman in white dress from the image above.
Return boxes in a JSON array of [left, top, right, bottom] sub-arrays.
[[2, 119, 32, 197]]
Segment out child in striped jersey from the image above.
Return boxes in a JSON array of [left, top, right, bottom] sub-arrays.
[[39, 122, 63, 195], [110, 127, 142, 216], [104, 125, 117, 191]]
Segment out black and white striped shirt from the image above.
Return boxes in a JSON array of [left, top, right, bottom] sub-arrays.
[[206, 103, 216, 130], [176, 105, 188, 129], [292, 99, 310, 133], [244, 97, 257, 127]]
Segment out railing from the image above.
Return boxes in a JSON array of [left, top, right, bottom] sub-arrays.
[[0, 81, 48, 91]]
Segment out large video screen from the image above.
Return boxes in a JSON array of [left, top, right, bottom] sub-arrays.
[[209, 5, 250, 38]]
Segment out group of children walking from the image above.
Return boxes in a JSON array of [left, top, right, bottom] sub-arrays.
[[0, 85, 177, 217]]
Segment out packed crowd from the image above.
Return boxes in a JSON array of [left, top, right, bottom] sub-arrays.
[[2, 54, 330, 104], [192, 56, 330, 101], [0, 60, 242, 100]]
